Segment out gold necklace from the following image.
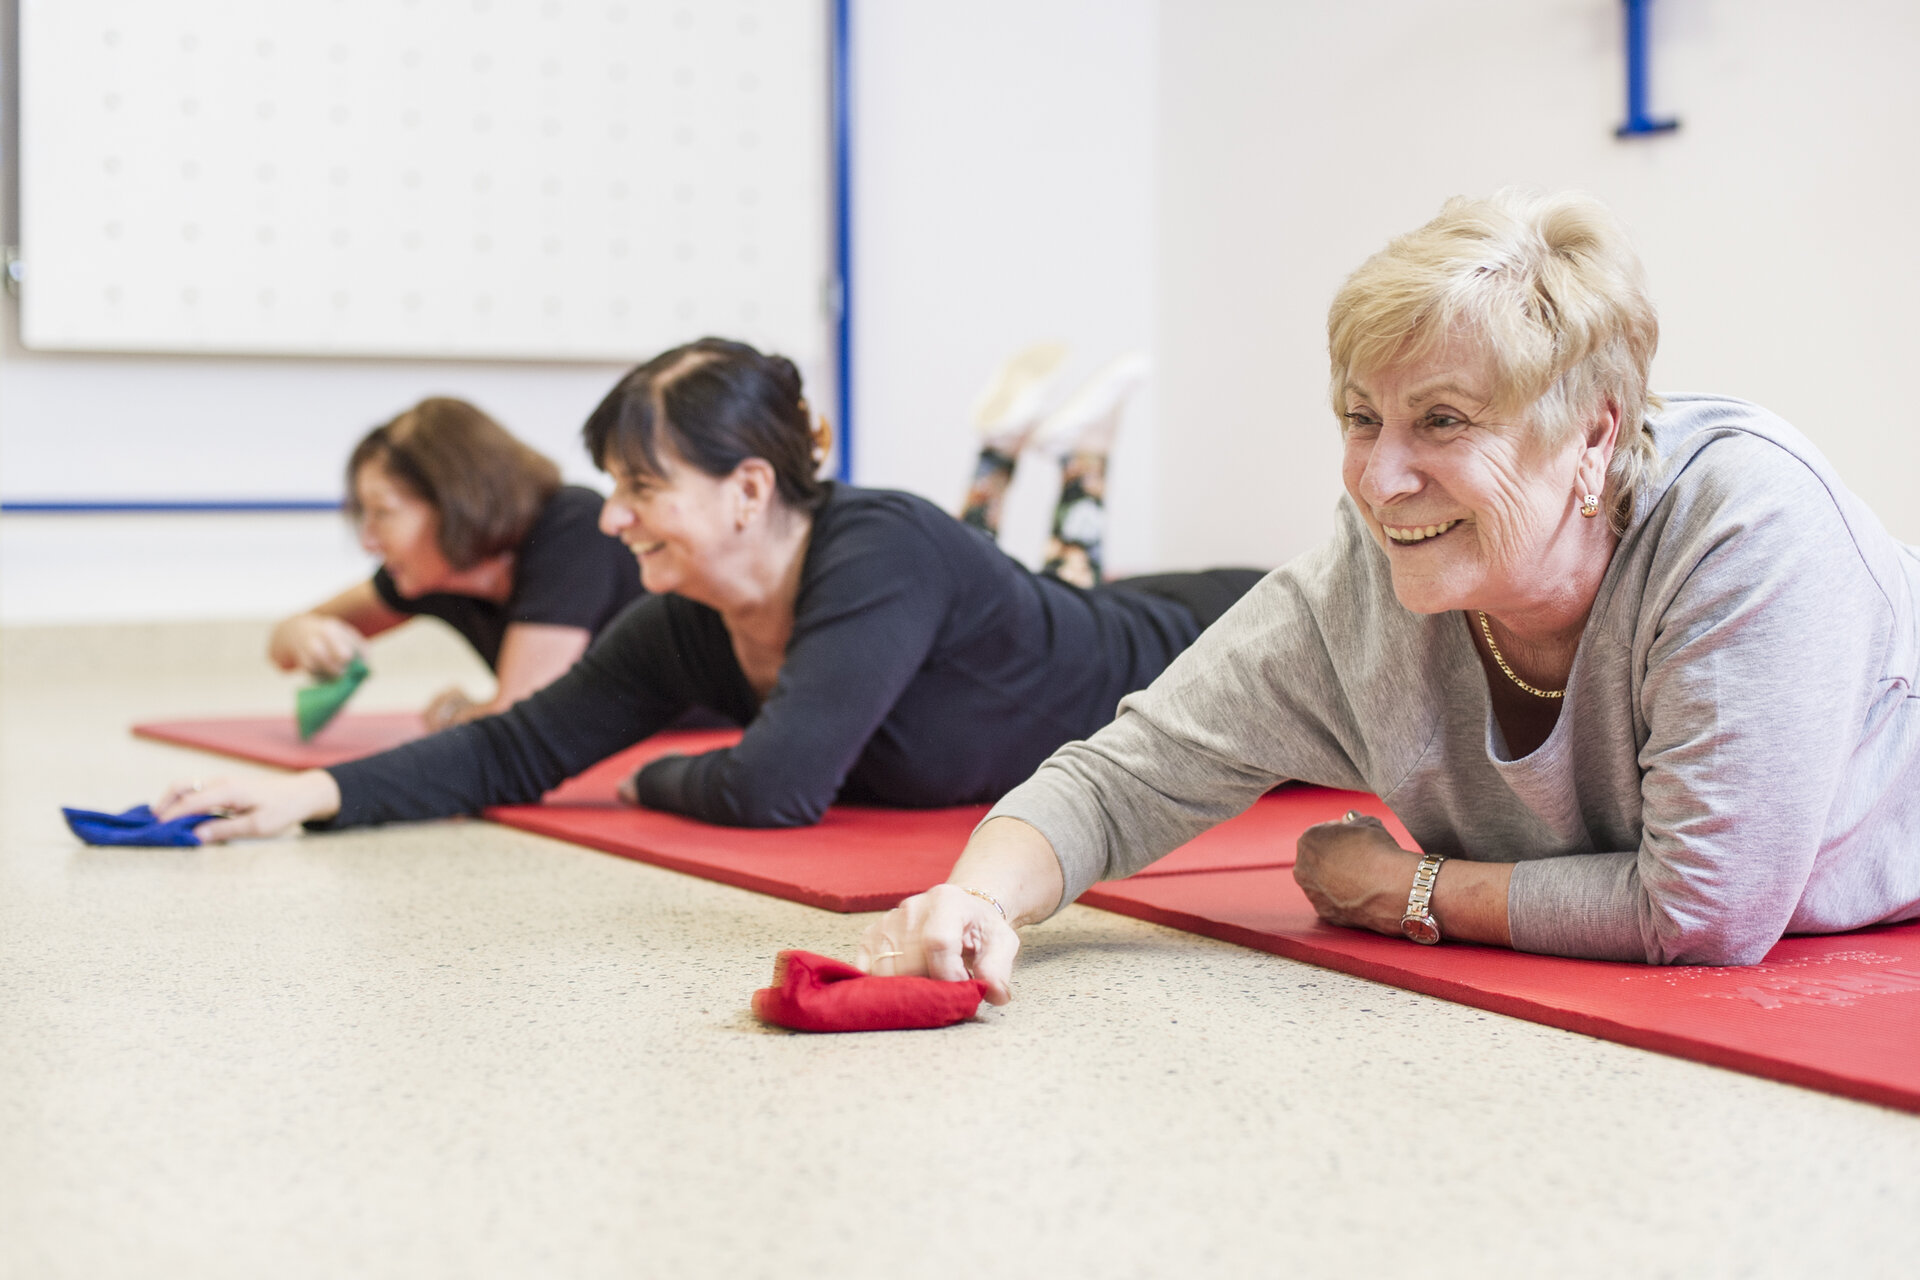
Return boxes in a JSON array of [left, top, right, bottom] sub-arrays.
[[1476, 611, 1565, 699]]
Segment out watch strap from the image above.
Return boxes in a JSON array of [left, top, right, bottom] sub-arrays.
[[1400, 853, 1447, 944]]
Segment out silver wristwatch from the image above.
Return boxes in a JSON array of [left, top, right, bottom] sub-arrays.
[[1400, 853, 1447, 945]]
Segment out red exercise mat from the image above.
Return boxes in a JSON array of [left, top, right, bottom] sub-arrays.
[[497, 801, 963, 912], [492, 736, 1405, 911], [133, 712, 429, 770], [493, 730, 969, 911], [126, 713, 1413, 911], [1080, 866, 1920, 1114]]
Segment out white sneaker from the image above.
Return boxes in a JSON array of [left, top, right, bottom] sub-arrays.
[[1032, 351, 1150, 458], [972, 341, 1071, 439]]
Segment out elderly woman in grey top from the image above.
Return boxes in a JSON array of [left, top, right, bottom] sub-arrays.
[[857, 189, 1920, 1002]]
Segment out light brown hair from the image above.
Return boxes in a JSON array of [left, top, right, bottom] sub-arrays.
[[345, 398, 561, 569]]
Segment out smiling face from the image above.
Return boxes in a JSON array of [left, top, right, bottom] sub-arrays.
[[353, 461, 454, 599], [1339, 340, 1611, 626], [597, 443, 745, 602]]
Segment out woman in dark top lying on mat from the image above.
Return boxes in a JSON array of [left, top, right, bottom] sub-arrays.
[[268, 397, 645, 730], [161, 338, 1262, 837]]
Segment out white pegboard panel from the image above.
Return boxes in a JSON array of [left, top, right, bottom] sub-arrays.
[[16, 0, 831, 364]]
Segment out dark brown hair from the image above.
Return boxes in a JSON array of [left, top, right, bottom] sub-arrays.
[[581, 337, 827, 512], [345, 398, 561, 569]]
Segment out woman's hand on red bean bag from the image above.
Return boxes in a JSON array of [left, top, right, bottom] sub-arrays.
[[855, 883, 1021, 1005]]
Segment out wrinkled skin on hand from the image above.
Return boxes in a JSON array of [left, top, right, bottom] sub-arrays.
[[1292, 813, 1423, 936], [855, 884, 1021, 1005]]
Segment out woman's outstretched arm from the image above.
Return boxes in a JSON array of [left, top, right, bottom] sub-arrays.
[[855, 816, 1065, 1005], [159, 598, 694, 841], [269, 581, 408, 676]]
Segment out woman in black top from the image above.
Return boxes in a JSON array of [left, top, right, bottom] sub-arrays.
[[164, 340, 1260, 835], [268, 398, 644, 728]]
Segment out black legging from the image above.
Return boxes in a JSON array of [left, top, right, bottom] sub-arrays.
[[1108, 568, 1267, 631]]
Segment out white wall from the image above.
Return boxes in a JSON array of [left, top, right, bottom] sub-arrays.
[[849, 0, 1158, 573], [15, 0, 1906, 623], [0, 0, 822, 623], [0, 317, 638, 621], [3, 0, 1156, 623], [1154, 0, 1920, 569]]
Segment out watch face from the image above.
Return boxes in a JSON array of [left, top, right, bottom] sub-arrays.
[[1401, 914, 1441, 945]]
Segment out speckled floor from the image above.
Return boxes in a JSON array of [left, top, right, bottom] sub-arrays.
[[2, 620, 1915, 1280]]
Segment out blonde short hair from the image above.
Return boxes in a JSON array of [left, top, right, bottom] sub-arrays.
[[1327, 189, 1661, 531]]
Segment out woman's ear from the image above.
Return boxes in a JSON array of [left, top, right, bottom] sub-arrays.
[[1579, 396, 1622, 493], [731, 457, 777, 530]]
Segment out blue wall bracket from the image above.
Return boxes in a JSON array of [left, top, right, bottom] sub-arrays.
[[1615, 0, 1679, 138]]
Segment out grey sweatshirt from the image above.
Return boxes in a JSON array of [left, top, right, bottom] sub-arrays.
[[991, 395, 1920, 964]]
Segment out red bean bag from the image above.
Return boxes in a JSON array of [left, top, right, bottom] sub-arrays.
[[752, 949, 988, 1032]]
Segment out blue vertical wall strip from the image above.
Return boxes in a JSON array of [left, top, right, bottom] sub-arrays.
[[830, 0, 853, 481], [1615, 0, 1679, 137]]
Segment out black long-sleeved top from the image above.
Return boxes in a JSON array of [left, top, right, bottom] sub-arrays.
[[324, 484, 1206, 829], [371, 485, 643, 669]]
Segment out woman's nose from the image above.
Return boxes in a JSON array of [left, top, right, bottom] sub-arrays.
[[599, 496, 632, 537], [1358, 425, 1422, 505]]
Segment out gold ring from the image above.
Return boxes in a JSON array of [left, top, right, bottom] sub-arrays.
[[1344, 810, 1363, 822], [872, 950, 905, 961]]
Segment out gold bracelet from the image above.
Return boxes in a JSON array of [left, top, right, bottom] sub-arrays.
[[954, 885, 1007, 920]]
